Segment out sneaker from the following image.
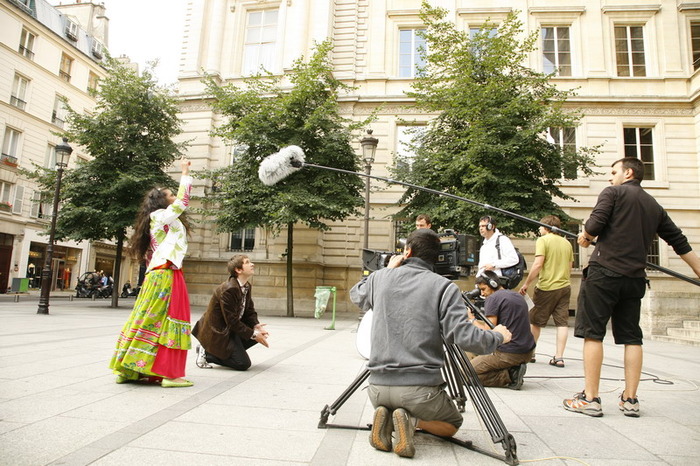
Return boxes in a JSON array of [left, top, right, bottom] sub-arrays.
[[563, 391, 603, 417], [507, 363, 527, 390], [369, 406, 393, 452], [392, 408, 416, 458], [619, 393, 640, 417], [195, 345, 212, 369]]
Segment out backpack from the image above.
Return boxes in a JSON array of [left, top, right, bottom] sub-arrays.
[[495, 234, 527, 290]]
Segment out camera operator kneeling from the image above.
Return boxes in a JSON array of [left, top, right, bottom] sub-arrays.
[[470, 271, 536, 390], [350, 229, 512, 458]]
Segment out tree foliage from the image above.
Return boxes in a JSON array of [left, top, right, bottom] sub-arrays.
[[202, 40, 367, 233], [395, 3, 597, 234], [25, 57, 185, 305], [202, 40, 369, 317], [28, 57, 185, 241]]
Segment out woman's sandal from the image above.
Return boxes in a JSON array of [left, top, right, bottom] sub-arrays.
[[549, 357, 565, 368]]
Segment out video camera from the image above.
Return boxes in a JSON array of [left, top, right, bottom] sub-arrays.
[[362, 229, 479, 280], [462, 288, 491, 328]]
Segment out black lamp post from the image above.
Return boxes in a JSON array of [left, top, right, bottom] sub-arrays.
[[360, 129, 378, 250], [37, 137, 72, 315]]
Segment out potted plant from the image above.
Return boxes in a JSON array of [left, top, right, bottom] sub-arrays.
[[0, 202, 12, 212]]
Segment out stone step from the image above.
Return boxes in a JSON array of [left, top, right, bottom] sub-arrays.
[[683, 320, 700, 329], [667, 327, 700, 339], [652, 335, 700, 347]]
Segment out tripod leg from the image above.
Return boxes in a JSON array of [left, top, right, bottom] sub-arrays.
[[442, 349, 468, 412], [443, 339, 519, 465], [318, 368, 370, 428]]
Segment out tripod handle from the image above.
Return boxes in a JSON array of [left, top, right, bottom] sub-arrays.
[[462, 292, 495, 330]]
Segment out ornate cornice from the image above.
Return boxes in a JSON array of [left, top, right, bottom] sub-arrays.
[[578, 106, 693, 116]]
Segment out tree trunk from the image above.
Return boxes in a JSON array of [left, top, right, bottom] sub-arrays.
[[286, 222, 294, 317], [110, 230, 124, 308]]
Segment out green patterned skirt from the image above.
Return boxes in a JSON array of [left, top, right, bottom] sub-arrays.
[[109, 268, 191, 380]]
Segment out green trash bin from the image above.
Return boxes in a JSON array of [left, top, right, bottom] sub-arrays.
[[314, 286, 337, 330]]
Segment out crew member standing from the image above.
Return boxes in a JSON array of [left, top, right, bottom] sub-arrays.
[[564, 157, 700, 417], [519, 215, 573, 367], [477, 216, 518, 280]]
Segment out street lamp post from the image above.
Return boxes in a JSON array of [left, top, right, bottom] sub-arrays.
[[360, 130, 378, 250], [37, 138, 73, 315]]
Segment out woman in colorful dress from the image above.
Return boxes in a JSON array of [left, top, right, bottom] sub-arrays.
[[109, 158, 194, 388]]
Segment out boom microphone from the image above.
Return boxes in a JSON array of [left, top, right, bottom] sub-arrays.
[[258, 145, 306, 186], [255, 150, 700, 287]]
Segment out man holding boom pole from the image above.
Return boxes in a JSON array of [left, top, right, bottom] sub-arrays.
[[564, 157, 700, 418]]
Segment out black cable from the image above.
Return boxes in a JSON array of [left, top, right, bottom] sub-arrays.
[[524, 355, 674, 385]]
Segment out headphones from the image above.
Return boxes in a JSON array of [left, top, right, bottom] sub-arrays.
[[482, 271, 500, 290], [483, 216, 494, 231]]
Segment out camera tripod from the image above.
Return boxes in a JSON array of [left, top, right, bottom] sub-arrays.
[[317, 293, 519, 465]]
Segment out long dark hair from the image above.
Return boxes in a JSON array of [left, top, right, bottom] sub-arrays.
[[128, 187, 191, 261]]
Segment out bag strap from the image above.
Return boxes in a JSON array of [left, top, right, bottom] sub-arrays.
[[495, 234, 502, 260]]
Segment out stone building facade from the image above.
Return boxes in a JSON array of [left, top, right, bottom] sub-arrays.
[[173, 1, 700, 329], [0, 0, 114, 293]]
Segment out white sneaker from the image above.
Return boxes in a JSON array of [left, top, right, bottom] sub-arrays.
[[195, 345, 212, 369]]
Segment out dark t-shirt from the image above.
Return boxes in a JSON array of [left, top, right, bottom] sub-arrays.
[[484, 289, 536, 354]]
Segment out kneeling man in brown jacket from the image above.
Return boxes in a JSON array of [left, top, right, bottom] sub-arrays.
[[193, 255, 269, 370]]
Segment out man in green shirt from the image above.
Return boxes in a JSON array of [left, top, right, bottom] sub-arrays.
[[519, 216, 573, 367]]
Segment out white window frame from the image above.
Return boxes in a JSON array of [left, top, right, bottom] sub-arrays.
[[398, 28, 426, 78], [11, 73, 29, 110], [623, 126, 655, 180], [241, 8, 279, 76], [59, 54, 73, 82], [92, 39, 105, 59], [0, 181, 12, 205], [88, 72, 99, 92], [19, 28, 36, 59], [52, 95, 67, 128], [603, 5, 659, 78], [549, 127, 576, 152], [45, 144, 56, 169], [691, 21, 700, 71], [2, 127, 22, 161], [530, 8, 584, 77], [30, 190, 41, 218], [614, 24, 646, 77], [229, 228, 256, 251], [542, 26, 572, 77], [12, 185, 24, 214], [65, 19, 79, 41]]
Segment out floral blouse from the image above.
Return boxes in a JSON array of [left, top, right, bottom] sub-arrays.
[[147, 175, 192, 271]]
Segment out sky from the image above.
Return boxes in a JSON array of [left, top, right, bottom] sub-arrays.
[[49, 0, 188, 85]]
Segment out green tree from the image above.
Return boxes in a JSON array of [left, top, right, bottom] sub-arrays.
[[203, 40, 367, 317], [395, 3, 597, 234], [27, 57, 185, 307]]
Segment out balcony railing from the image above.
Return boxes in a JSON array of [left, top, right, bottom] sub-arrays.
[[59, 71, 71, 82], [51, 111, 65, 128], [1, 153, 19, 168], [10, 95, 27, 110], [19, 45, 35, 60]]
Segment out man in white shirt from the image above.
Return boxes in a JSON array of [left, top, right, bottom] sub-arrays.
[[477, 216, 519, 282]]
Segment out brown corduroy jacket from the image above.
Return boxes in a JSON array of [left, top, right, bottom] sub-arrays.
[[192, 277, 258, 359]]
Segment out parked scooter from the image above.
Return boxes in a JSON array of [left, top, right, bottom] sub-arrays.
[[120, 281, 140, 298], [75, 272, 101, 298]]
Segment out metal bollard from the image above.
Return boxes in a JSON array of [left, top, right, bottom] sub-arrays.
[[14, 294, 19, 303]]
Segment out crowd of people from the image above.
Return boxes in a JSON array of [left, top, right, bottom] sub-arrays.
[[106, 156, 700, 459], [352, 157, 700, 458]]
